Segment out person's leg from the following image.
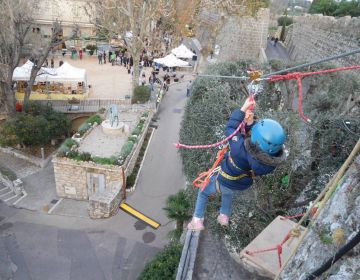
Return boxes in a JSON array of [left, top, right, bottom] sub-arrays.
[[193, 178, 217, 218], [219, 185, 235, 217]]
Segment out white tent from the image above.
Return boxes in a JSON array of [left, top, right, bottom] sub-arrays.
[[153, 53, 190, 68], [171, 44, 194, 59], [12, 60, 57, 82], [13, 61, 87, 86], [54, 62, 87, 86]]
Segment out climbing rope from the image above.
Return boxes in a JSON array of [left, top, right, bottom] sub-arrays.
[[175, 64, 360, 149], [174, 94, 255, 149]]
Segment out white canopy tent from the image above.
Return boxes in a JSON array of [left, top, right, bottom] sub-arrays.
[[171, 44, 194, 59], [54, 62, 87, 86], [12, 60, 57, 82], [153, 53, 190, 68], [13, 61, 87, 86]]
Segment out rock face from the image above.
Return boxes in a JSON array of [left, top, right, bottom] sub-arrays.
[[279, 154, 360, 280]]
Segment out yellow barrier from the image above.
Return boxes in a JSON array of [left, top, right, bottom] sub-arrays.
[[120, 202, 161, 229]]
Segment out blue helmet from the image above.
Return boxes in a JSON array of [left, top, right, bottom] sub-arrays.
[[251, 119, 286, 155]]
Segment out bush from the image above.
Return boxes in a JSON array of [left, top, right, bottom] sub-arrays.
[[132, 86, 151, 104], [86, 44, 97, 55], [78, 122, 91, 136], [138, 242, 182, 280], [92, 156, 118, 165], [57, 144, 70, 157], [277, 16, 293, 26], [86, 115, 102, 125], [128, 135, 138, 143], [120, 141, 134, 157], [126, 173, 136, 188], [0, 103, 70, 147], [132, 126, 142, 136], [64, 138, 77, 149]]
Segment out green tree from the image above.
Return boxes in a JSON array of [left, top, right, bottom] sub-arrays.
[[0, 102, 70, 147], [309, 0, 338, 16], [163, 190, 192, 231], [334, 0, 360, 17]]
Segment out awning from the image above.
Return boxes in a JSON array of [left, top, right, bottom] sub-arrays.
[[171, 44, 194, 59], [153, 53, 190, 68]]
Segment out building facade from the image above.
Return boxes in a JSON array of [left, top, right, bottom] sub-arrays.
[[33, 0, 95, 38]]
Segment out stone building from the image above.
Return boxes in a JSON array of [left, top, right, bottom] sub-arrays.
[[52, 109, 153, 218], [193, 7, 270, 67], [33, 0, 95, 38]]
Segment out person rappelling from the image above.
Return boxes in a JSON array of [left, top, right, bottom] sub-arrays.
[[187, 97, 287, 230]]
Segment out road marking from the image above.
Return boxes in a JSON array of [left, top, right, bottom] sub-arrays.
[[120, 202, 160, 229], [48, 198, 64, 214]]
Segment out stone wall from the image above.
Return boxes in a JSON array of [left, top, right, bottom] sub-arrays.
[[88, 182, 122, 219], [53, 111, 153, 200], [285, 14, 360, 67], [279, 154, 360, 279], [53, 157, 123, 200], [196, 8, 269, 63]]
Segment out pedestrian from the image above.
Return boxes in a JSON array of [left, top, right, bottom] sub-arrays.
[[111, 52, 116, 65], [98, 52, 102, 64], [108, 51, 112, 63], [186, 80, 192, 97], [59, 60, 64, 67], [79, 49, 83, 60], [129, 55, 133, 67], [274, 37, 279, 46], [50, 58, 54, 68], [44, 58, 48, 67], [103, 52, 106, 64], [187, 98, 287, 230], [141, 73, 146, 86]]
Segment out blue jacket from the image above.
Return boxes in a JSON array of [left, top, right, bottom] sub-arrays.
[[217, 109, 286, 191]]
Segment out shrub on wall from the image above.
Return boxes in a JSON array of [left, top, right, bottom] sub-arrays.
[[120, 141, 134, 157], [277, 16, 293, 26], [132, 86, 151, 104], [138, 242, 182, 280], [92, 156, 118, 165], [86, 115, 102, 125]]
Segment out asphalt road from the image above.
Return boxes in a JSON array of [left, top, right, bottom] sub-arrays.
[[0, 81, 188, 280]]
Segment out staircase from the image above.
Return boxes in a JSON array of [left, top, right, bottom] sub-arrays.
[[0, 180, 26, 206]]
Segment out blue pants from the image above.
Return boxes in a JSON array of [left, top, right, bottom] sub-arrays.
[[193, 176, 239, 218]]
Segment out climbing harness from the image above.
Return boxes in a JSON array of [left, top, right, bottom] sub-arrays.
[[192, 147, 227, 191]]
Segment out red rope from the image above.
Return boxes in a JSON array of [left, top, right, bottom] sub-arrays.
[[175, 65, 360, 149], [175, 95, 254, 149], [246, 232, 292, 268], [269, 65, 360, 123]]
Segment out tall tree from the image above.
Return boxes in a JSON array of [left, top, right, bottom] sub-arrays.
[[0, 0, 34, 115], [23, 21, 79, 104], [86, 0, 175, 89]]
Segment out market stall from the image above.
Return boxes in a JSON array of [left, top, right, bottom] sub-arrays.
[[13, 60, 88, 100], [171, 44, 194, 59], [153, 53, 190, 68]]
